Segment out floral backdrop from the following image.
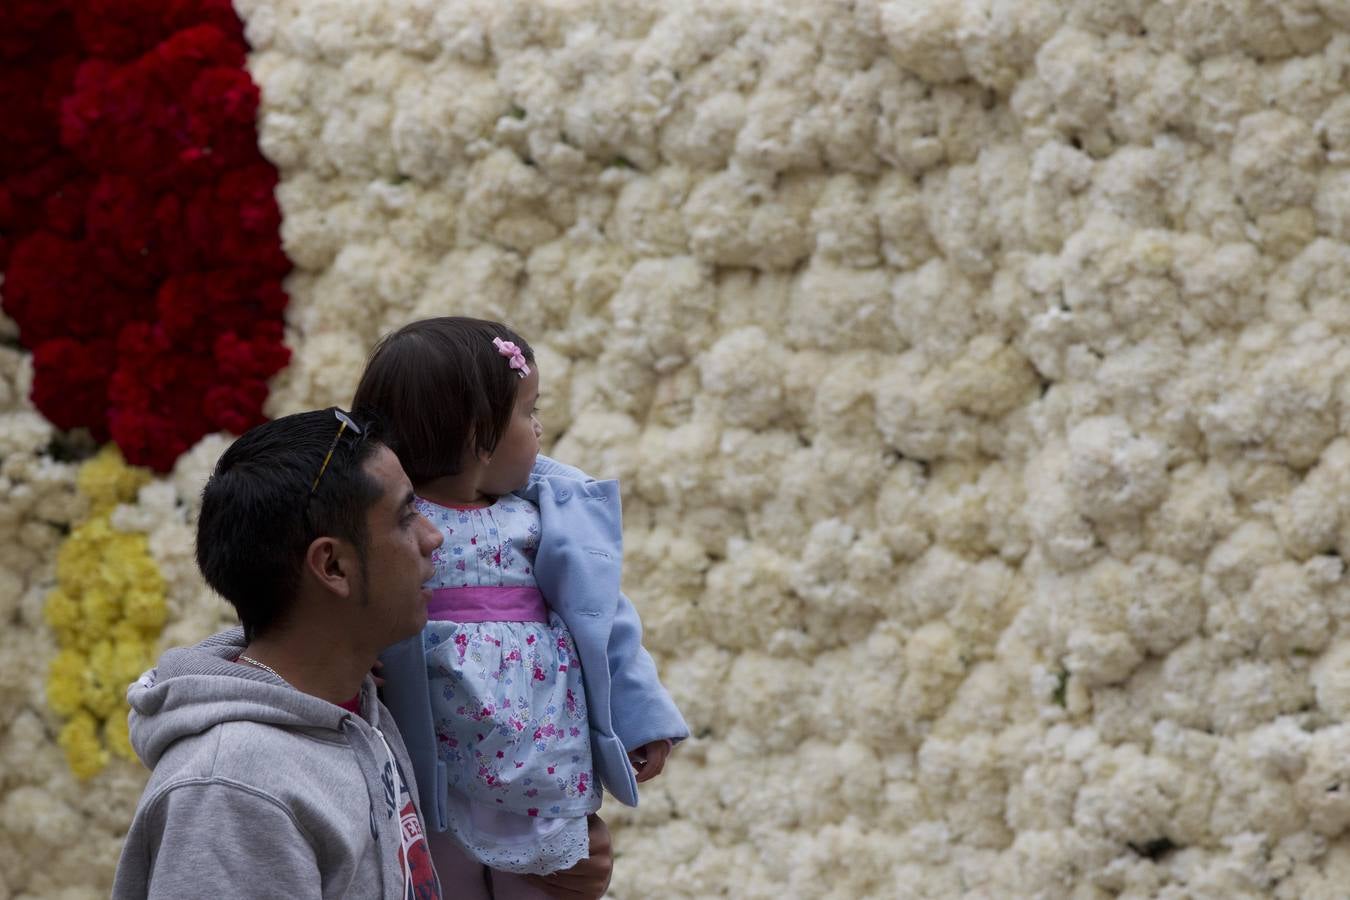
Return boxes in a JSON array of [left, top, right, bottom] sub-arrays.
[[3, 0, 1350, 897]]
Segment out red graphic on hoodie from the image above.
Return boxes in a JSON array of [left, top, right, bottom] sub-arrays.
[[399, 789, 439, 899]]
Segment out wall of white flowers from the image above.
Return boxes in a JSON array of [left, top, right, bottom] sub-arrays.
[[3, 0, 1350, 897]]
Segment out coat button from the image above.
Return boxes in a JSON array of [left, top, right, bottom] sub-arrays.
[[556, 489, 570, 502]]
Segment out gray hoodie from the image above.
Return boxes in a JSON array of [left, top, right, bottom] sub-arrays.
[[112, 629, 441, 900]]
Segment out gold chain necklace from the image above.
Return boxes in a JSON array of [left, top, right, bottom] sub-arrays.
[[237, 654, 284, 681]]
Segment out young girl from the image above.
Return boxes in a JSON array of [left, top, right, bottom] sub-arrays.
[[353, 317, 687, 899]]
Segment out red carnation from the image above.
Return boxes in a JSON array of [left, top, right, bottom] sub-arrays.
[[30, 337, 115, 438], [143, 24, 245, 92], [0, 62, 70, 172], [42, 174, 94, 237], [86, 174, 166, 289], [183, 67, 264, 172], [6, 232, 149, 342], [4, 1, 68, 36], [107, 407, 195, 474], [73, 1, 174, 61], [154, 275, 216, 344], [0, 156, 80, 267], [72, 0, 245, 61], [2, 155, 84, 217], [205, 380, 271, 435], [166, 0, 247, 45], [4, 232, 92, 342], [112, 322, 176, 392], [185, 165, 289, 274], [0, 2, 72, 62], [214, 329, 291, 380], [156, 271, 288, 343], [61, 60, 167, 177], [150, 192, 200, 273]]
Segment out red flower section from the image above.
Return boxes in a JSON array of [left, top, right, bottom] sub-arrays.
[[31, 338, 117, 438], [0, 2, 72, 61], [73, 0, 244, 62], [185, 165, 290, 273], [1, 0, 291, 472]]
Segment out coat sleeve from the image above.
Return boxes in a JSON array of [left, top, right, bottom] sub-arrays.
[[607, 589, 690, 751], [536, 458, 691, 752], [378, 635, 445, 831], [118, 782, 323, 900]]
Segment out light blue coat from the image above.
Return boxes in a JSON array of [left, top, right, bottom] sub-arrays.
[[380, 456, 689, 831]]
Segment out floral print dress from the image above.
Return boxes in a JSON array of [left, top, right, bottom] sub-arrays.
[[418, 495, 598, 875]]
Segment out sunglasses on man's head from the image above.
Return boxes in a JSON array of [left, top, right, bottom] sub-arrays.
[[311, 408, 363, 494]]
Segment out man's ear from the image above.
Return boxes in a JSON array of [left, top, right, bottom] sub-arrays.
[[305, 535, 355, 599]]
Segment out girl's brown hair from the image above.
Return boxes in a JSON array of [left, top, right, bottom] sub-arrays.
[[351, 317, 535, 485]]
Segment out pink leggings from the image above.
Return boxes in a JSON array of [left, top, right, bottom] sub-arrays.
[[427, 830, 553, 900]]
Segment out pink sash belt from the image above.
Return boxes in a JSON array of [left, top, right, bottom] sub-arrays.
[[427, 586, 547, 623]]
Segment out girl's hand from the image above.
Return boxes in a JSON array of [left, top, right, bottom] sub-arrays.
[[628, 740, 672, 783]]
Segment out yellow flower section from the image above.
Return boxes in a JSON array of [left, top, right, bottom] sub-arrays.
[[44, 447, 166, 778]]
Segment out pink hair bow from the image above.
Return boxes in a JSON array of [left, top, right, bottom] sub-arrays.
[[492, 337, 531, 377]]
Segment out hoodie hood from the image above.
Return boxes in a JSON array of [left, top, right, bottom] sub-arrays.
[[114, 628, 438, 900], [127, 627, 382, 769]]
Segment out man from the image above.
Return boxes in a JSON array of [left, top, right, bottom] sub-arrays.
[[112, 409, 613, 899]]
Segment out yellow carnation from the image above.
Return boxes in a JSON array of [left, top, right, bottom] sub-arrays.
[[123, 587, 169, 632], [84, 640, 125, 718], [105, 711, 135, 762], [46, 650, 88, 718], [81, 586, 121, 642], [77, 445, 151, 515], [58, 713, 109, 781], [44, 588, 82, 646], [44, 447, 167, 779]]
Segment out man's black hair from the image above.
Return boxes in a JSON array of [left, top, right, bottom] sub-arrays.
[[351, 316, 534, 485], [196, 408, 384, 641]]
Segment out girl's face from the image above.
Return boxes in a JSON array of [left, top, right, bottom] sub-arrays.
[[480, 364, 542, 495]]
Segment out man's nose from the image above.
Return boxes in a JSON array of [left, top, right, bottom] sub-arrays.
[[419, 515, 443, 552]]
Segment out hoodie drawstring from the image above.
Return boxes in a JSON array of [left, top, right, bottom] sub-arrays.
[[374, 727, 414, 897]]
